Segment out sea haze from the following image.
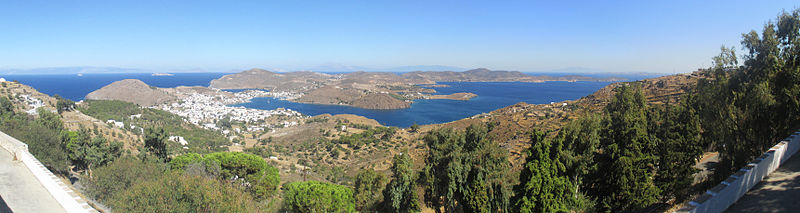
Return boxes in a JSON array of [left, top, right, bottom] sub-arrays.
[[233, 81, 613, 127]]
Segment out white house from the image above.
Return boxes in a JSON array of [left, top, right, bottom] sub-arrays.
[[106, 119, 124, 128], [169, 136, 188, 146]]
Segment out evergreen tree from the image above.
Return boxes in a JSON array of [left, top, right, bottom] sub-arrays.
[[54, 94, 75, 114], [589, 84, 661, 211], [354, 168, 386, 211], [555, 115, 602, 198], [144, 127, 170, 162], [513, 130, 575, 213], [462, 125, 511, 213], [420, 125, 511, 213], [65, 128, 123, 178], [0, 96, 14, 115], [695, 10, 800, 181], [384, 152, 420, 213], [652, 97, 703, 200], [284, 181, 356, 213]]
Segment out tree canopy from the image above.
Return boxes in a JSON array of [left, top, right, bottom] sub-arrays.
[[384, 152, 420, 213], [283, 181, 356, 213]]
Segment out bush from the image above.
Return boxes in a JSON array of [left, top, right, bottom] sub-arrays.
[[170, 152, 280, 198], [354, 168, 385, 211], [283, 181, 356, 213], [0, 112, 68, 174], [86, 156, 167, 202], [108, 172, 261, 213]]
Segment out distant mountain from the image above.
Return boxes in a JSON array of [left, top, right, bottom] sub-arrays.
[[373, 65, 466, 72], [299, 64, 466, 72]]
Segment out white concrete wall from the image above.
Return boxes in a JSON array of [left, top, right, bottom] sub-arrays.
[[678, 130, 800, 213], [0, 131, 97, 213]]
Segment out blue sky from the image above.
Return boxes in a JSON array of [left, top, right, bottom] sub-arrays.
[[0, 1, 797, 73]]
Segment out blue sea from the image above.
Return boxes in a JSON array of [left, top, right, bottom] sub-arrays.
[[2, 73, 228, 101], [233, 81, 613, 127], [1, 72, 655, 127]]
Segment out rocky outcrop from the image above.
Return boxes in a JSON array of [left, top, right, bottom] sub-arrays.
[[426, 92, 478, 100], [85, 79, 175, 107]]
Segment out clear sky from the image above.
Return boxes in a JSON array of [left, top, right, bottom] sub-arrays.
[[1, 0, 798, 73]]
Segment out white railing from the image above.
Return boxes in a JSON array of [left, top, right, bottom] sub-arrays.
[[0, 131, 97, 213], [677, 130, 800, 213]]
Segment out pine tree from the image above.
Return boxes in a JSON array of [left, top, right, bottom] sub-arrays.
[[589, 84, 660, 211], [384, 153, 420, 213], [513, 130, 575, 213]]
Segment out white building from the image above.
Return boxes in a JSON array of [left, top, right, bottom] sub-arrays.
[[169, 136, 189, 146]]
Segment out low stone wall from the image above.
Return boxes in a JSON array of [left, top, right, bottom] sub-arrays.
[[0, 131, 97, 213], [677, 130, 800, 213], [0, 130, 27, 160]]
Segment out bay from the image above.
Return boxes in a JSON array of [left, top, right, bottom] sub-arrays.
[[2, 73, 633, 127], [233, 81, 613, 127]]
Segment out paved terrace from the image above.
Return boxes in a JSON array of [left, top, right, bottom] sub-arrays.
[[678, 130, 800, 213], [0, 131, 96, 213], [725, 153, 800, 212]]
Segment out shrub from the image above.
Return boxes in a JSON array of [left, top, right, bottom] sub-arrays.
[[170, 152, 280, 198], [283, 181, 356, 213], [109, 172, 261, 212], [86, 156, 167, 202]]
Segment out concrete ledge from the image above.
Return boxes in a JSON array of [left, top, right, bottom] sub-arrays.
[[0, 131, 96, 213], [0, 131, 28, 160], [678, 130, 800, 213]]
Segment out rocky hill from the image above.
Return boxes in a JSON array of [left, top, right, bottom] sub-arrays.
[[85, 79, 175, 107], [209, 68, 330, 90]]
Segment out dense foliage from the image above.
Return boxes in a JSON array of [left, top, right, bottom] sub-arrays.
[[0, 105, 69, 174], [511, 84, 704, 212], [695, 10, 800, 183], [283, 181, 356, 213], [354, 168, 386, 211], [420, 124, 511, 212], [54, 94, 75, 113], [86, 156, 167, 202], [383, 153, 420, 213], [64, 128, 123, 177], [170, 152, 280, 198], [512, 130, 575, 213], [109, 171, 262, 213], [335, 125, 397, 148], [144, 127, 170, 162]]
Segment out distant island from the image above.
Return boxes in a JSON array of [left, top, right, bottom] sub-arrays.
[[151, 73, 174, 76], [207, 68, 625, 109]]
